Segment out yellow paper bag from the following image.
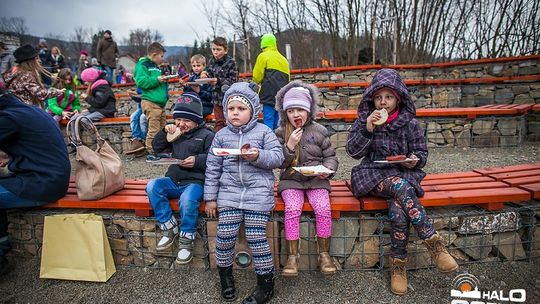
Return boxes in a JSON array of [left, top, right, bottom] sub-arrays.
[[40, 214, 116, 282]]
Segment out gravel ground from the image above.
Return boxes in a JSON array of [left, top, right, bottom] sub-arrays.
[[116, 143, 540, 180], [1, 143, 539, 303]]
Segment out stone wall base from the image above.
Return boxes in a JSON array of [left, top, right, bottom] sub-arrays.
[[6, 203, 539, 271]]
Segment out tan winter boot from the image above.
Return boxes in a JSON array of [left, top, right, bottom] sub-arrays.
[[317, 237, 336, 275], [282, 239, 299, 277], [423, 233, 459, 273], [389, 257, 408, 295], [125, 139, 145, 155]]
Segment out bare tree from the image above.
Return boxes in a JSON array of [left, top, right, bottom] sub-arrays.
[[123, 28, 164, 58], [71, 26, 91, 53], [201, 0, 223, 38], [0, 17, 28, 37]]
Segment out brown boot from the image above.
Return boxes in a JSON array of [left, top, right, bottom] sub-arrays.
[[390, 257, 408, 295], [282, 239, 299, 277], [317, 237, 336, 275], [125, 139, 145, 155], [423, 233, 459, 273]]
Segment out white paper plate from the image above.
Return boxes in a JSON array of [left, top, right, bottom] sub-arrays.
[[373, 158, 414, 164], [212, 148, 257, 156], [292, 165, 334, 176], [146, 158, 182, 165], [195, 78, 214, 84]]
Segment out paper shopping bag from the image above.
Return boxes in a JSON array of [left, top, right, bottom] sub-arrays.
[[40, 214, 116, 282]]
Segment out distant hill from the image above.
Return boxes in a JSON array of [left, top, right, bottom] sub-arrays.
[[164, 46, 190, 57]]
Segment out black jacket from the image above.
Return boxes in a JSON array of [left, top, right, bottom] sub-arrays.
[[86, 82, 116, 117], [152, 124, 214, 185]]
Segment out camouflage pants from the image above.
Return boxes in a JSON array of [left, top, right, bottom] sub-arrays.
[[372, 176, 435, 259]]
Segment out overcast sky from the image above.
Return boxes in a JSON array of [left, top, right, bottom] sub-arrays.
[[1, 0, 213, 46]]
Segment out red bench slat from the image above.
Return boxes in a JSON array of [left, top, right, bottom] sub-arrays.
[[518, 183, 540, 199], [420, 176, 494, 186], [473, 163, 540, 175], [422, 171, 482, 180], [501, 175, 540, 187], [487, 169, 540, 181], [421, 181, 509, 192], [361, 187, 531, 211]]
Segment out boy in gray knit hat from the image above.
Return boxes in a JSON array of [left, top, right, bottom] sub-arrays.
[[145, 92, 214, 264]]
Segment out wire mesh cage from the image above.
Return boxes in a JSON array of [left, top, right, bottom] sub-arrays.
[[5, 201, 539, 273]]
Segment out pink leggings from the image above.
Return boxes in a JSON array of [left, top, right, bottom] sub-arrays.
[[282, 188, 332, 240]]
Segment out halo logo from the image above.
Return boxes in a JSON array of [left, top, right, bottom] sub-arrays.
[[450, 273, 526, 304]]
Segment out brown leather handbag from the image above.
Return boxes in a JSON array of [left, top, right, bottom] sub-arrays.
[[67, 116, 125, 200]]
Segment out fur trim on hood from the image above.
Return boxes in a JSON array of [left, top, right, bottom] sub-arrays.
[[275, 80, 319, 129], [222, 82, 261, 132]]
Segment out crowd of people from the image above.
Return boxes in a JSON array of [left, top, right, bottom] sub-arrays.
[[0, 33, 460, 303]]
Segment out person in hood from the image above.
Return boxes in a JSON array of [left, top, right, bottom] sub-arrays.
[[145, 92, 214, 265], [252, 33, 290, 130], [346, 68, 458, 295], [134, 42, 169, 161], [204, 82, 284, 303], [275, 80, 338, 277]]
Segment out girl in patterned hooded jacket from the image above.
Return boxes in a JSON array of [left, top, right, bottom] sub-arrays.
[[346, 68, 458, 295]]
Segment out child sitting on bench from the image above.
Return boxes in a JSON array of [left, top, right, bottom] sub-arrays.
[[346, 68, 458, 295]]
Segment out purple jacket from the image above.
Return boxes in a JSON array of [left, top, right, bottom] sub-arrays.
[[346, 68, 428, 197]]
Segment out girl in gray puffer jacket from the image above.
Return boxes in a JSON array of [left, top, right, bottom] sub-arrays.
[[204, 82, 284, 304], [275, 81, 339, 277]]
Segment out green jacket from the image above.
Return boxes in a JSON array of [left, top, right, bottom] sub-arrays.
[[252, 45, 290, 106], [46, 88, 80, 115], [134, 57, 168, 106]]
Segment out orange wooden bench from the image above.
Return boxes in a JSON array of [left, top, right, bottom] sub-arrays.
[[43, 164, 539, 217], [60, 103, 533, 126], [44, 179, 359, 219], [322, 104, 535, 122], [359, 168, 534, 211], [473, 163, 540, 199]]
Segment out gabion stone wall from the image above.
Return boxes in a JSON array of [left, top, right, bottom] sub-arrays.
[[6, 203, 539, 271]]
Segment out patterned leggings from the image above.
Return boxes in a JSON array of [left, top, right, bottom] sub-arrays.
[[372, 176, 436, 259], [215, 207, 274, 275], [282, 188, 332, 240]]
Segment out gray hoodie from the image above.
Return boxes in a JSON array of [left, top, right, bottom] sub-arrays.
[[204, 82, 284, 211]]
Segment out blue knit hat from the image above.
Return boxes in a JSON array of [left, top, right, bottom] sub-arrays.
[[173, 92, 203, 124]]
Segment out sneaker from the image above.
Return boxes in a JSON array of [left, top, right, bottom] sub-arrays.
[[146, 153, 161, 162], [156, 226, 178, 251], [125, 139, 145, 155], [146, 152, 172, 162], [175, 236, 194, 264]]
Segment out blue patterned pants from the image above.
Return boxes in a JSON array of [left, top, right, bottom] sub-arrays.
[[372, 176, 435, 259], [215, 207, 274, 275]]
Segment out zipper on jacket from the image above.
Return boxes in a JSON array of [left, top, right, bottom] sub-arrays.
[[238, 130, 247, 209]]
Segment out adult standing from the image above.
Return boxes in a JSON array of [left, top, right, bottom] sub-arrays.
[[96, 30, 119, 84], [36, 39, 55, 86], [51, 46, 66, 72], [252, 33, 290, 130], [0, 87, 71, 274]]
